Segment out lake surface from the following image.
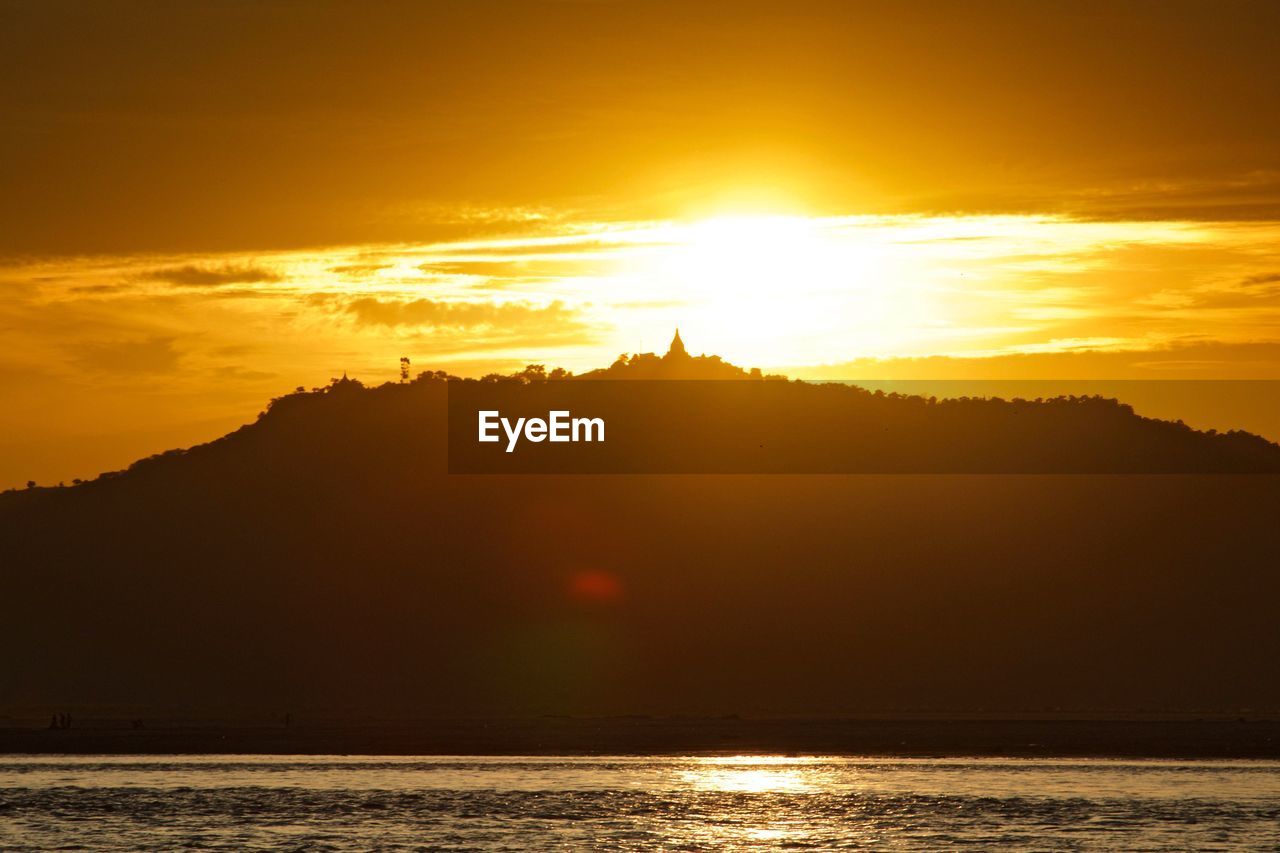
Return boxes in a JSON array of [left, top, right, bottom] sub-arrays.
[[1, 755, 1277, 850]]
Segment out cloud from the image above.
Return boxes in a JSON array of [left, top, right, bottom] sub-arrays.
[[68, 284, 126, 294], [341, 297, 602, 351], [70, 336, 183, 375], [138, 264, 284, 287], [791, 340, 1280, 380], [1172, 273, 1280, 310], [328, 263, 388, 278], [1241, 272, 1280, 288], [345, 297, 582, 330], [419, 261, 527, 277], [211, 365, 277, 382]]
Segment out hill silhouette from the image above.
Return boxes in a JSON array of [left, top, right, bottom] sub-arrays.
[[445, 331, 1280, 473], [574, 328, 782, 380], [2, 338, 1279, 718]]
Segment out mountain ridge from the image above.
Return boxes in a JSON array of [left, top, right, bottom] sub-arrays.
[[2, 348, 1278, 716], [6, 345, 1280, 497]]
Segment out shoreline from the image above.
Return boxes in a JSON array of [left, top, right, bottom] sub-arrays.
[[3, 717, 1277, 759]]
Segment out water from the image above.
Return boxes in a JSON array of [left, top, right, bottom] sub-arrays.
[[1, 755, 1277, 850]]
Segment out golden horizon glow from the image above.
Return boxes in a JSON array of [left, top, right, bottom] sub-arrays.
[[6, 207, 1280, 487], [7, 209, 1276, 368]]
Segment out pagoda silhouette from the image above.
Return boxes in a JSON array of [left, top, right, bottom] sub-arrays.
[[577, 329, 769, 380], [664, 328, 689, 360]]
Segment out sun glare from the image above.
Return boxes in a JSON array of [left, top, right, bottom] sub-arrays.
[[626, 213, 924, 365], [684, 757, 818, 794], [678, 215, 832, 298]]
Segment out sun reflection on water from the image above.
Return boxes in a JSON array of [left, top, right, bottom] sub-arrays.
[[682, 756, 821, 794], [676, 757, 826, 847], [2, 755, 1278, 850]]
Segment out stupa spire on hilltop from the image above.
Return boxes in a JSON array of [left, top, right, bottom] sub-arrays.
[[666, 328, 688, 359]]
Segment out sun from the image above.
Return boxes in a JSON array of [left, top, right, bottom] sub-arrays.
[[632, 213, 907, 364], [672, 216, 852, 343], [678, 215, 833, 300]]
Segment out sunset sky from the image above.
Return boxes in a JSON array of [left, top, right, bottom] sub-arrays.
[[4, 0, 1280, 486]]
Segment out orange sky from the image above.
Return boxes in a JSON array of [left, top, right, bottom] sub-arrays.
[[3, 0, 1280, 487]]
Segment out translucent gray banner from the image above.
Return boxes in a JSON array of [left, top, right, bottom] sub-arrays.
[[447, 380, 1280, 474]]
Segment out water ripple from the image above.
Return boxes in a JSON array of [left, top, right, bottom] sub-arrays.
[[0, 757, 1277, 850]]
